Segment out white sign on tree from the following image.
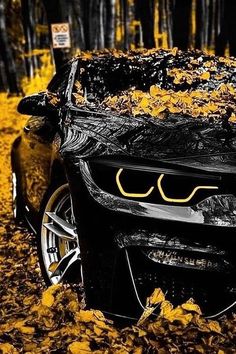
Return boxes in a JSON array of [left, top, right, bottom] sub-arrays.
[[51, 23, 71, 49]]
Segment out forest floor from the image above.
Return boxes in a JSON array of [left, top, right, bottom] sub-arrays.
[[0, 73, 236, 352]]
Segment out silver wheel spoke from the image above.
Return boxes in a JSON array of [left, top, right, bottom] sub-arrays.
[[43, 222, 76, 241], [50, 248, 80, 282], [46, 211, 77, 237]]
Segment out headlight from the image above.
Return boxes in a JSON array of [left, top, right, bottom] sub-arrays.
[[88, 158, 221, 206], [79, 158, 236, 227]]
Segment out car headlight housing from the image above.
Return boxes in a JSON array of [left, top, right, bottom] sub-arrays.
[[88, 157, 222, 207]]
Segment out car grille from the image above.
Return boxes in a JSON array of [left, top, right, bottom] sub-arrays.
[[127, 248, 236, 316]]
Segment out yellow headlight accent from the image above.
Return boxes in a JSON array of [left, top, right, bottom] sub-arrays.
[[157, 173, 218, 203], [116, 168, 154, 198]]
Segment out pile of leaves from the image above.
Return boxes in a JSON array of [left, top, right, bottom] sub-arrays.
[[72, 48, 236, 122], [102, 84, 236, 121], [1, 284, 236, 353]]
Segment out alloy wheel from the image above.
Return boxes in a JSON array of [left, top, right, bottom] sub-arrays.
[[41, 184, 82, 284]]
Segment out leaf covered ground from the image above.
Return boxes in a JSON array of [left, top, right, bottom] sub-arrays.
[[0, 51, 236, 353]]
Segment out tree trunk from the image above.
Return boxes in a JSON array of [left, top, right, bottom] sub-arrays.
[[172, 0, 192, 50], [0, 59, 6, 92], [0, 0, 19, 93], [42, 0, 73, 71], [71, 0, 86, 50], [105, 0, 115, 48], [226, 1, 236, 57], [21, 0, 38, 78], [135, 0, 155, 49], [97, 0, 105, 49], [215, 0, 227, 56]]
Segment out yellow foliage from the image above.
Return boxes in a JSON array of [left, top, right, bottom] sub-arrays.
[[0, 343, 18, 354], [14, 320, 35, 334], [102, 83, 236, 121], [41, 284, 61, 307], [21, 52, 54, 95], [147, 288, 165, 306], [68, 341, 92, 353], [181, 299, 202, 315], [200, 71, 211, 80], [41, 291, 55, 307]]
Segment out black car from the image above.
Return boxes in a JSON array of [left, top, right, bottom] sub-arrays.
[[12, 49, 236, 321]]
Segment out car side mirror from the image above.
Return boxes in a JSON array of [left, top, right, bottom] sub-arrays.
[[17, 91, 57, 116]]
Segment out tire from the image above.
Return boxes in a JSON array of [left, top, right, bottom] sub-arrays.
[[38, 184, 82, 286]]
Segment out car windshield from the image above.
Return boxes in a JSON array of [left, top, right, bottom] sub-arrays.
[[70, 50, 236, 122], [71, 49, 236, 104]]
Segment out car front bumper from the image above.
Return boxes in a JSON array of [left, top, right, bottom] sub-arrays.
[[65, 157, 236, 319]]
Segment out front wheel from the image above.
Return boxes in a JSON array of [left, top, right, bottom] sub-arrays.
[[38, 184, 82, 285]]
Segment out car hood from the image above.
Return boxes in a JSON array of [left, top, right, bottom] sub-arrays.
[[60, 108, 236, 173]]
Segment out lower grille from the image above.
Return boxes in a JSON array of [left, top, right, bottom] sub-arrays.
[[127, 248, 236, 316]]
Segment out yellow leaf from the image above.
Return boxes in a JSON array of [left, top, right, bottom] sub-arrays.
[[93, 324, 103, 336], [171, 47, 178, 56], [24, 343, 38, 352], [42, 291, 54, 307], [0, 343, 18, 354], [140, 97, 149, 108], [229, 113, 236, 122], [168, 106, 181, 114], [48, 261, 58, 273], [207, 320, 221, 334], [190, 59, 200, 66], [181, 300, 202, 315], [138, 288, 165, 325], [214, 74, 225, 80], [160, 300, 173, 317], [77, 309, 106, 323], [73, 93, 85, 106], [14, 320, 35, 334], [68, 300, 79, 313], [74, 80, 82, 91], [186, 76, 193, 85], [200, 72, 210, 80], [205, 103, 218, 112], [150, 106, 166, 116], [147, 288, 165, 306], [190, 90, 203, 98], [150, 85, 161, 97], [132, 90, 146, 100], [173, 76, 181, 85], [170, 96, 179, 104], [137, 307, 156, 326], [181, 96, 192, 104], [19, 326, 35, 334], [161, 94, 171, 102], [68, 341, 91, 353], [194, 345, 205, 353]]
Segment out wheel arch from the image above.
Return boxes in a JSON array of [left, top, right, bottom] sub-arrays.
[[50, 158, 68, 189]]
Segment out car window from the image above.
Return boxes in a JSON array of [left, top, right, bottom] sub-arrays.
[[72, 57, 131, 103], [71, 55, 164, 105]]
